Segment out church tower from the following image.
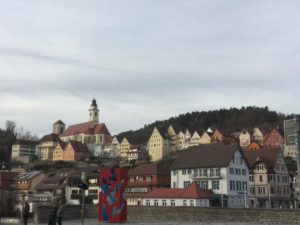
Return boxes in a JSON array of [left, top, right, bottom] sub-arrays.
[[89, 98, 99, 123], [53, 120, 65, 135]]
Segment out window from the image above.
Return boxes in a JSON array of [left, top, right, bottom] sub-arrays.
[[88, 189, 98, 194], [182, 169, 186, 175], [162, 200, 167, 206], [230, 168, 234, 174], [188, 169, 192, 174], [146, 200, 150, 206], [146, 177, 151, 181], [184, 181, 190, 188], [216, 168, 221, 176], [249, 175, 253, 182], [193, 169, 198, 175], [209, 168, 213, 177], [259, 175, 263, 182], [190, 200, 194, 206], [212, 180, 219, 190], [203, 180, 208, 189], [258, 187, 265, 195], [204, 168, 208, 177], [183, 200, 187, 206], [130, 177, 134, 182], [242, 169, 246, 175], [230, 180, 235, 191], [139, 177, 144, 181], [173, 182, 176, 188], [173, 171, 177, 176], [171, 200, 175, 206], [236, 181, 241, 191], [154, 200, 158, 206]]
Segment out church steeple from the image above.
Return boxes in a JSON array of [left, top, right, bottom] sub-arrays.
[[89, 98, 99, 123]]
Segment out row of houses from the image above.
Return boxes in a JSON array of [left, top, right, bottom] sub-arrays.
[[10, 99, 294, 165], [2, 143, 296, 211], [10, 124, 289, 164]]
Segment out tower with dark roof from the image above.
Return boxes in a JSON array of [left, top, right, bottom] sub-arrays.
[[53, 120, 65, 135], [89, 98, 99, 123]]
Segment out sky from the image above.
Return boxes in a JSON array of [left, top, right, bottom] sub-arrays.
[[0, 0, 300, 137]]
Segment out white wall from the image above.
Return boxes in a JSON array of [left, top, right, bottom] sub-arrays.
[[142, 198, 209, 207], [170, 150, 250, 208]]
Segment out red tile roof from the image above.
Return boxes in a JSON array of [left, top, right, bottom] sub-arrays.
[[39, 133, 61, 144], [243, 148, 281, 171], [61, 121, 110, 137], [128, 163, 170, 176], [68, 140, 90, 153], [181, 181, 213, 198], [143, 181, 213, 199]]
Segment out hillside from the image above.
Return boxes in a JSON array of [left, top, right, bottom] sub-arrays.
[[118, 106, 293, 144]]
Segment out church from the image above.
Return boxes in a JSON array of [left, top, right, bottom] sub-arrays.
[[54, 99, 111, 155]]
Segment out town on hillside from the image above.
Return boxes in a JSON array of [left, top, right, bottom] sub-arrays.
[[1, 99, 300, 216]]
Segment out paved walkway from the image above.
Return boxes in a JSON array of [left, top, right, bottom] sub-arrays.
[[5, 219, 294, 225]]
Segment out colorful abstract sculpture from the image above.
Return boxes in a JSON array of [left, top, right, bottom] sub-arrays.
[[99, 167, 128, 222]]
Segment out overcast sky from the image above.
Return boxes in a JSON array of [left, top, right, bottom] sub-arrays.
[[0, 0, 299, 137]]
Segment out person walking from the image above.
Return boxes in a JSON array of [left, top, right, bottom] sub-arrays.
[[23, 202, 30, 225], [48, 201, 58, 225], [56, 201, 65, 225]]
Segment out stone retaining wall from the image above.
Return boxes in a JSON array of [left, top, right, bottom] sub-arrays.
[[34, 205, 300, 224]]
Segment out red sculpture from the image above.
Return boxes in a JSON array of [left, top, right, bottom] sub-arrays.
[[99, 167, 128, 222]]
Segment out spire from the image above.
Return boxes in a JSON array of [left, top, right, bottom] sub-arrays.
[[91, 98, 97, 107]]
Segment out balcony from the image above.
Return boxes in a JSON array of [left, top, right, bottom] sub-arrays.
[[190, 173, 223, 180]]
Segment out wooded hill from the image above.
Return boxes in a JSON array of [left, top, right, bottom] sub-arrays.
[[118, 106, 293, 144]]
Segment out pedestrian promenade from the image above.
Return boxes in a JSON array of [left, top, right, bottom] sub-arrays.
[[3, 219, 295, 225]]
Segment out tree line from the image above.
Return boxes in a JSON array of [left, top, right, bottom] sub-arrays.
[[0, 121, 38, 162], [118, 106, 293, 144]]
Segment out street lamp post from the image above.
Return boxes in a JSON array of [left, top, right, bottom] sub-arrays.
[[268, 183, 271, 209], [0, 161, 7, 225], [20, 193, 25, 225]]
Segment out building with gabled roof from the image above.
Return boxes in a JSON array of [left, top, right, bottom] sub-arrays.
[[63, 140, 90, 161], [35, 170, 75, 205], [177, 130, 185, 150], [109, 136, 121, 158], [263, 128, 285, 149], [243, 148, 292, 208], [211, 129, 224, 143], [251, 127, 264, 145], [199, 131, 212, 144], [142, 181, 214, 207], [126, 163, 170, 206], [148, 126, 171, 162], [233, 129, 251, 148], [190, 130, 202, 146], [39, 133, 62, 161], [170, 144, 250, 208]]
